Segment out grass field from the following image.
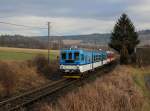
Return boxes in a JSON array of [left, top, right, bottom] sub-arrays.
[[0, 47, 59, 61]]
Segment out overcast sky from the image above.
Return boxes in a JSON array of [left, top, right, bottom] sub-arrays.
[[0, 0, 150, 36]]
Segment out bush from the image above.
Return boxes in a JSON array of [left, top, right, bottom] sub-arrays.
[[30, 55, 57, 78]]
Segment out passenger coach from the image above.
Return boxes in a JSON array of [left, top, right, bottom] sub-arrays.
[[59, 48, 115, 78]]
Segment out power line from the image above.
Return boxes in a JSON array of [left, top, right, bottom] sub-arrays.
[[0, 16, 15, 18], [0, 27, 45, 31], [0, 32, 43, 36], [0, 21, 47, 29]]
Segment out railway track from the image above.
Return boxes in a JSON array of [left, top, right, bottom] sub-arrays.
[[0, 59, 118, 111], [0, 78, 78, 111]]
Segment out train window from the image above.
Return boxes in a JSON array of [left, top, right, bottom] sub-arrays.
[[85, 56, 87, 62], [88, 57, 90, 62], [74, 52, 79, 60], [96, 55, 98, 61], [69, 52, 72, 60], [61, 52, 66, 60], [97, 55, 100, 61], [81, 54, 84, 61], [94, 55, 96, 61], [100, 55, 103, 60]]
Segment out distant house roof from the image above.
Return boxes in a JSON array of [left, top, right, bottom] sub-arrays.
[[63, 40, 81, 45]]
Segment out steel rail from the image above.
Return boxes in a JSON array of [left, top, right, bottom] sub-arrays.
[[0, 78, 77, 111]]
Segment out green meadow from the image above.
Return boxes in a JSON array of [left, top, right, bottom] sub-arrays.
[[0, 47, 59, 61]]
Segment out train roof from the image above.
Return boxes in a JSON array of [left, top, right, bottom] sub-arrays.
[[60, 48, 107, 53]]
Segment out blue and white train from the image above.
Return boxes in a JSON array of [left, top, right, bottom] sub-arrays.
[[59, 48, 115, 78]]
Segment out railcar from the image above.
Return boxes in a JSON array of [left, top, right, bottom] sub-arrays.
[[59, 48, 115, 78]]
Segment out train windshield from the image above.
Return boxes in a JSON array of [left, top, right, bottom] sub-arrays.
[[74, 52, 79, 60], [69, 52, 72, 60], [61, 52, 66, 60]]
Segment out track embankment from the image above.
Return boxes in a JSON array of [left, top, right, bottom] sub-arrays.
[[0, 59, 118, 111], [0, 79, 78, 111]]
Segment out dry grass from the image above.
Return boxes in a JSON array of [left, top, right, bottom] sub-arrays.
[[0, 60, 49, 99], [0, 54, 59, 99], [131, 66, 150, 111], [0, 61, 18, 98], [0, 53, 59, 100], [37, 66, 145, 111]]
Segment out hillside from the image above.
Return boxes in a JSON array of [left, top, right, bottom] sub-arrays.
[[0, 30, 150, 49], [0, 35, 47, 49], [37, 30, 150, 45]]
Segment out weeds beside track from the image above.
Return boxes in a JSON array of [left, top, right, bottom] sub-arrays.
[[0, 79, 78, 111], [0, 59, 118, 111]]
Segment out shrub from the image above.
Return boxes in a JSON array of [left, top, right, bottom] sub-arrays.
[[30, 55, 58, 78]]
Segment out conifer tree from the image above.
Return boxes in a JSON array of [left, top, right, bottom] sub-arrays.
[[109, 13, 140, 64]]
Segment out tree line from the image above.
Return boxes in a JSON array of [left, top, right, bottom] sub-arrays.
[[0, 34, 64, 50]]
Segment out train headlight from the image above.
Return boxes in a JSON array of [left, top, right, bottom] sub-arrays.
[[60, 65, 63, 69]]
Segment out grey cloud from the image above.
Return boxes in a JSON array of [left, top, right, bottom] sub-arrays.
[[0, 0, 130, 19], [0, 0, 150, 35]]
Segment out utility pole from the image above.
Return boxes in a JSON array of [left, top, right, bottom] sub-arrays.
[[48, 22, 50, 64]]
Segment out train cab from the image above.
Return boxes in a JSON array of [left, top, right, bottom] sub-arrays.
[[59, 48, 93, 74], [60, 49, 82, 73]]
